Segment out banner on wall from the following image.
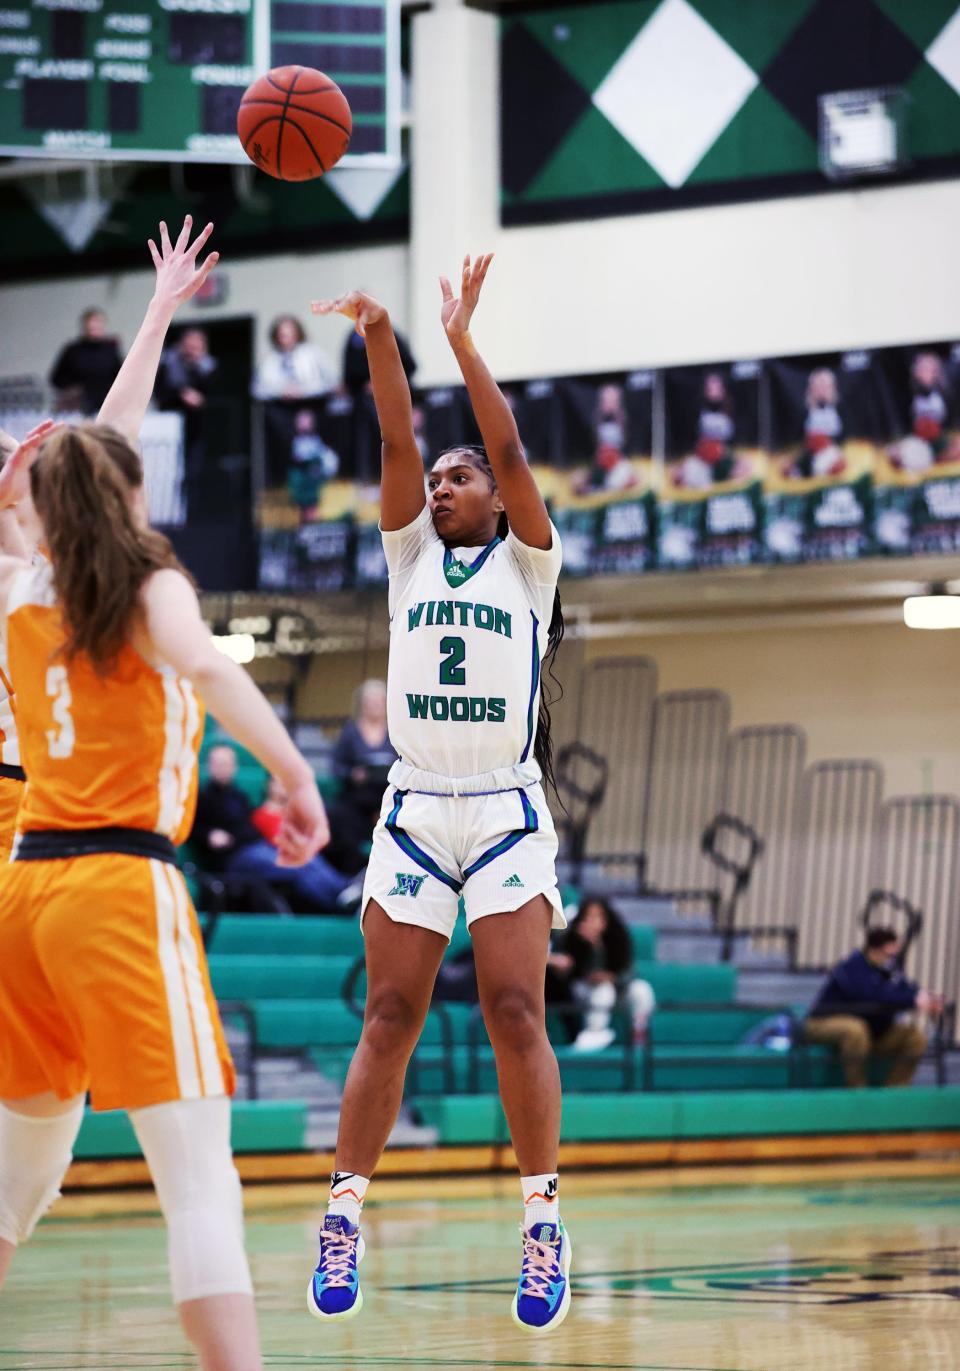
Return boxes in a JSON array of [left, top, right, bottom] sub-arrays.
[[762, 349, 895, 563], [254, 338, 960, 591], [659, 361, 764, 570], [873, 343, 960, 557], [543, 369, 657, 576]]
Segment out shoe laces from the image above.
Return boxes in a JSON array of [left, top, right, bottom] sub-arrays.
[[319, 1227, 358, 1288], [518, 1228, 560, 1302]]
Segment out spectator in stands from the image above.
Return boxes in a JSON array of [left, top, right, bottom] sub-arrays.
[[342, 320, 416, 399], [49, 308, 123, 415], [803, 926, 943, 1087], [326, 680, 397, 875], [193, 744, 352, 913], [253, 315, 337, 403], [342, 320, 417, 482], [546, 897, 655, 1051], [287, 407, 339, 522], [253, 315, 338, 487], [155, 327, 219, 504]]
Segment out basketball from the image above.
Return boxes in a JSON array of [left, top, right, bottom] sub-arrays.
[[237, 66, 352, 182]]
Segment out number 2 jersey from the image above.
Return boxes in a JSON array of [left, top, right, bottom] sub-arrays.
[[5, 560, 202, 841], [383, 505, 563, 782]]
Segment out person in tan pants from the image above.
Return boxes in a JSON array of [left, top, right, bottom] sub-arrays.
[[803, 926, 944, 1087]]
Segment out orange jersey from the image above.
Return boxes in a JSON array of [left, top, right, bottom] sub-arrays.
[[0, 852, 234, 1109], [0, 633, 19, 767], [6, 561, 202, 843], [0, 774, 22, 861]]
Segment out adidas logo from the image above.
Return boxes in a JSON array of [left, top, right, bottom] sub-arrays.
[[446, 562, 466, 579], [502, 873, 524, 888]]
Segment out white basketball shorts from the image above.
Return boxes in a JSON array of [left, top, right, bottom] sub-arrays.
[[360, 783, 565, 940]]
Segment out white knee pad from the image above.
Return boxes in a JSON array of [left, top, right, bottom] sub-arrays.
[[0, 1096, 85, 1246], [130, 1096, 253, 1304]]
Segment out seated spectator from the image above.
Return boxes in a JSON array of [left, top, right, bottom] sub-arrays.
[[253, 315, 337, 403], [546, 897, 655, 1051], [49, 308, 123, 415], [155, 327, 219, 504], [803, 926, 943, 1087], [192, 744, 352, 913], [326, 680, 397, 876], [287, 407, 339, 522]]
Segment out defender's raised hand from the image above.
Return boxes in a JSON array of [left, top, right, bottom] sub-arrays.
[[147, 215, 219, 313], [0, 419, 61, 509], [440, 253, 494, 344], [311, 289, 387, 337]]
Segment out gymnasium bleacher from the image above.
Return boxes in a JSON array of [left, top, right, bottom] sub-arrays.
[[72, 653, 960, 1173]]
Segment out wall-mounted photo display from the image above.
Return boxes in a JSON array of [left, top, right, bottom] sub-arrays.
[[873, 343, 960, 556], [548, 370, 657, 575], [251, 337, 960, 591], [659, 361, 765, 570], [763, 350, 895, 563]]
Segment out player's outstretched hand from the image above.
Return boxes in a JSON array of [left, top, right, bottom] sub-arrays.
[[440, 253, 494, 345], [275, 776, 331, 867], [0, 419, 61, 509], [311, 289, 386, 337], [147, 215, 219, 314]]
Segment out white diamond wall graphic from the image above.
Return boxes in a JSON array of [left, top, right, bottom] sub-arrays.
[[593, 0, 758, 188], [324, 163, 406, 222], [23, 187, 116, 253], [927, 8, 960, 98], [21, 165, 132, 253]]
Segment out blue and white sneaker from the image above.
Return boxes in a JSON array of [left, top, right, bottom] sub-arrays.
[[511, 1219, 572, 1333], [307, 1214, 365, 1321]]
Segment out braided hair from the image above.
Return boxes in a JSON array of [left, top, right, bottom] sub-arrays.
[[437, 445, 565, 799]]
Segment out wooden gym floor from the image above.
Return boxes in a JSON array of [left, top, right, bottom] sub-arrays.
[[2, 1162, 959, 1370]]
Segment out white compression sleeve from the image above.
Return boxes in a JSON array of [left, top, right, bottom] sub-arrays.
[[0, 1096, 86, 1245], [130, 1096, 253, 1304]]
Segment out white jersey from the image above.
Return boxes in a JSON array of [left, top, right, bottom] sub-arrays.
[[0, 629, 19, 767], [383, 506, 562, 781]]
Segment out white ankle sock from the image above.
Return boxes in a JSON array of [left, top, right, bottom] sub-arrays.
[[521, 1172, 559, 1231], [326, 1170, 369, 1228]]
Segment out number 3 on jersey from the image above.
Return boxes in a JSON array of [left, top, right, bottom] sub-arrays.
[[46, 664, 76, 759], [439, 636, 466, 686]]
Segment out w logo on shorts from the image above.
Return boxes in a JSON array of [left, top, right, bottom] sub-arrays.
[[389, 873, 427, 898]]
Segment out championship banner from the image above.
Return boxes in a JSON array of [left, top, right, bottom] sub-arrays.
[[658, 361, 764, 570], [763, 350, 895, 563], [872, 343, 960, 557]]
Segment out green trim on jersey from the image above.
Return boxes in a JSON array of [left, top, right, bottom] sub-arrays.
[[442, 536, 501, 589]]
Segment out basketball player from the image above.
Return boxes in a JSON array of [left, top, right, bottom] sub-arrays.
[[308, 256, 570, 1333], [0, 428, 32, 861], [0, 229, 329, 1371], [0, 215, 216, 864]]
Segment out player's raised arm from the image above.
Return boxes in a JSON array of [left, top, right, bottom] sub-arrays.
[[311, 290, 424, 530], [140, 567, 328, 867], [97, 215, 219, 443], [441, 255, 551, 552]]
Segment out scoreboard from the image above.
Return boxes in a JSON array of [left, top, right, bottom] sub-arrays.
[[0, 0, 398, 165]]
